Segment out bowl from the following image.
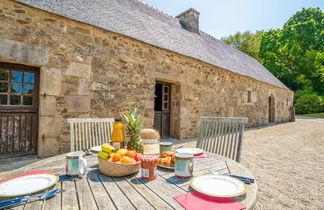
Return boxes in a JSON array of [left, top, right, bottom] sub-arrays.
[[98, 158, 141, 177]]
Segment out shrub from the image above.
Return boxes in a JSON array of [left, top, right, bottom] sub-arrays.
[[294, 92, 324, 114]]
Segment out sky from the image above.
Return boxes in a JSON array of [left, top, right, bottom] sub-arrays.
[[141, 0, 324, 39]]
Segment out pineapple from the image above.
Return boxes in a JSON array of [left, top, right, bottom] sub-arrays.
[[123, 109, 144, 154]]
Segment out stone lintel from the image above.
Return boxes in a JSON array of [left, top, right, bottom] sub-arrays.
[[0, 39, 48, 65]]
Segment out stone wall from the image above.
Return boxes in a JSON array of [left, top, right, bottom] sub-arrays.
[[0, 0, 294, 156]]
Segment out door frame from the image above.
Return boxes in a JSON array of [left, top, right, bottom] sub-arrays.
[[268, 94, 275, 123], [154, 81, 171, 138]]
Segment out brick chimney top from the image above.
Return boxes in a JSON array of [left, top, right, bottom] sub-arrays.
[[176, 8, 200, 34]]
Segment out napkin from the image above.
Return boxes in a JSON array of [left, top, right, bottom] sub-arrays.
[[194, 153, 208, 158], [0, 170, 61, 184], [174, 192, 245, 210]]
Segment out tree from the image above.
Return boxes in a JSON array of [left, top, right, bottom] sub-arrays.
[[260, 8, 324, 93], [222, 31, 263, 60]]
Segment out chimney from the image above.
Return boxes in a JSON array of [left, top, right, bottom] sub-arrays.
[[176, 8, 200, 34]]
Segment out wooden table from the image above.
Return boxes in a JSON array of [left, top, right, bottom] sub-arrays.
[[1, 153, 257, 210]]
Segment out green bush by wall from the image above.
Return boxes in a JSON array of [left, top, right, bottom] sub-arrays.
[[294, 91, 324, 114]]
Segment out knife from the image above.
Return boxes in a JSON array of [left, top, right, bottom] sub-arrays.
[[0, 189, 65, 208], [208, 169, 254, 184]]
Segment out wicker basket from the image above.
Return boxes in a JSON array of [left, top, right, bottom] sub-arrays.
[[98, 158, 141, 177]]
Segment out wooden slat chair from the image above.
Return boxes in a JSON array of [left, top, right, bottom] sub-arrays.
[[68, 118, 115, 152], [196, 117, 248, 162]]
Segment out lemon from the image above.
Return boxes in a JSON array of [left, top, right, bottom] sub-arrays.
[[101, 143, 115, 153], [116, 149, 128, 156]]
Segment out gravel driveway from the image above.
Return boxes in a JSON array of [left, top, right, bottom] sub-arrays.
[[241, 118, 324, 209]]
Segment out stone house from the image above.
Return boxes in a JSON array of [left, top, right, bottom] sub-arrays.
[[0, 0, 293, 157]]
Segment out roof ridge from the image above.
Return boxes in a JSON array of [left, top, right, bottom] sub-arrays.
[[136, 0, 175, 19]]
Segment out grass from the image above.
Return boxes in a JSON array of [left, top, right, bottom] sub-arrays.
[[300, 113, 324, 118]]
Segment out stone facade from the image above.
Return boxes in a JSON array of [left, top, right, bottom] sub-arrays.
[[0, 0, 294, 157]]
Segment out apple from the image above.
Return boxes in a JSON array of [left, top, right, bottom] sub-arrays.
[[134, 153, 142, 162]]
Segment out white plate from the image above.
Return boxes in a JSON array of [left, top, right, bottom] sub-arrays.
[[176, 148, 203, 155], [0, 174, 59, 197], [157, 164, 175, 170], [190, 175, 247, 198], [90, 146, 102, 153]]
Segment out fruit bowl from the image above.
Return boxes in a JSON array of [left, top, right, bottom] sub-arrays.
[[98, 158, 141, 177]]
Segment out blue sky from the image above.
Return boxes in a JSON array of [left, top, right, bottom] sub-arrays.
[[141, 0, 324, 38]]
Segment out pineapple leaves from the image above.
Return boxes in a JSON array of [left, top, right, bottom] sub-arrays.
[[123, 108, 142, 141]]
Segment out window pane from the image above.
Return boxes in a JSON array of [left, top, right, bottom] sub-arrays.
[[163, 102, 168, 109], [0, 82, 8, 93], [23, 84, 34, 94], [10, 83, 22, 93], [23, 96, 33, 105], [0, 95, 7, 105], [24, 72, 34, 83], [0, 70, 8, 81], [10, 71, 22, 82], [10, 95, 21, 105]]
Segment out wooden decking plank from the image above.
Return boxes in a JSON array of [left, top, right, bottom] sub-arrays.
[[62, 179, 79, 210], [75, 177, 98, 210], [42, 182, 62, 210], [137, 174, 185, 210], [87, 170, 116, 210], [98, 173, 135, 210], [124, 175, 174, 210], [23, 189, 47, 210], [112, 176, 155, 210]]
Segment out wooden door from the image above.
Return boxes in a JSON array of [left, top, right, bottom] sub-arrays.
[[268, 95, 275, 123], [0, 63, 39, 157], [154, 82, 171, 138]]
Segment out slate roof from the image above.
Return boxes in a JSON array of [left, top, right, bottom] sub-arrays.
[[15, 0, 288, 89]]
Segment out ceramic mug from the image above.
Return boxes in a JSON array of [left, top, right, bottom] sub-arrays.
[[175, 153, 193, 179], [160, 142, 173, 154], [66, 151, 87, 177]]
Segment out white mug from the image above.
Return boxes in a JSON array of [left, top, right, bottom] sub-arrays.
[[66, 151, 87, 177]]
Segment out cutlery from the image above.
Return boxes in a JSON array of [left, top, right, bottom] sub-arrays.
[[0, 189, 65, 208], [208, 169, 253, 184], [82, 149, 92, 155], [228, 174, 255, 183]]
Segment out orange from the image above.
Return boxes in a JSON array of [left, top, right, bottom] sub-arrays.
[[112, 153, 121, 162], [125, 150, 137, 158], [116, 149, 128, 156], [120, 156, 132, 164]]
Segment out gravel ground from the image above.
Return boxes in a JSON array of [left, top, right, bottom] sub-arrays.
[[241, 118, 324, 210], [1, 118, 323, 209]]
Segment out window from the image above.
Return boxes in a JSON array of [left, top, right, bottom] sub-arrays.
[[0, 69, 35, 106], [247, 91, 252, 102]]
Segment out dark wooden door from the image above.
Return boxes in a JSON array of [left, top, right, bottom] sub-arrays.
[[154, 82, 171, 138], [0, 63, 39, 157]]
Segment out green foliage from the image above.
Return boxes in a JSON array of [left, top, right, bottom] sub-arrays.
[[222, 31, 263, 60], [260, 8, 324, 94], [122, 108, 142, 141], [294, 91, 324, 114], [222, 8, 324, 114]]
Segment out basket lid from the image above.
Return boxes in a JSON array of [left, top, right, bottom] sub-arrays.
[[141, 155, 158, 162]]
